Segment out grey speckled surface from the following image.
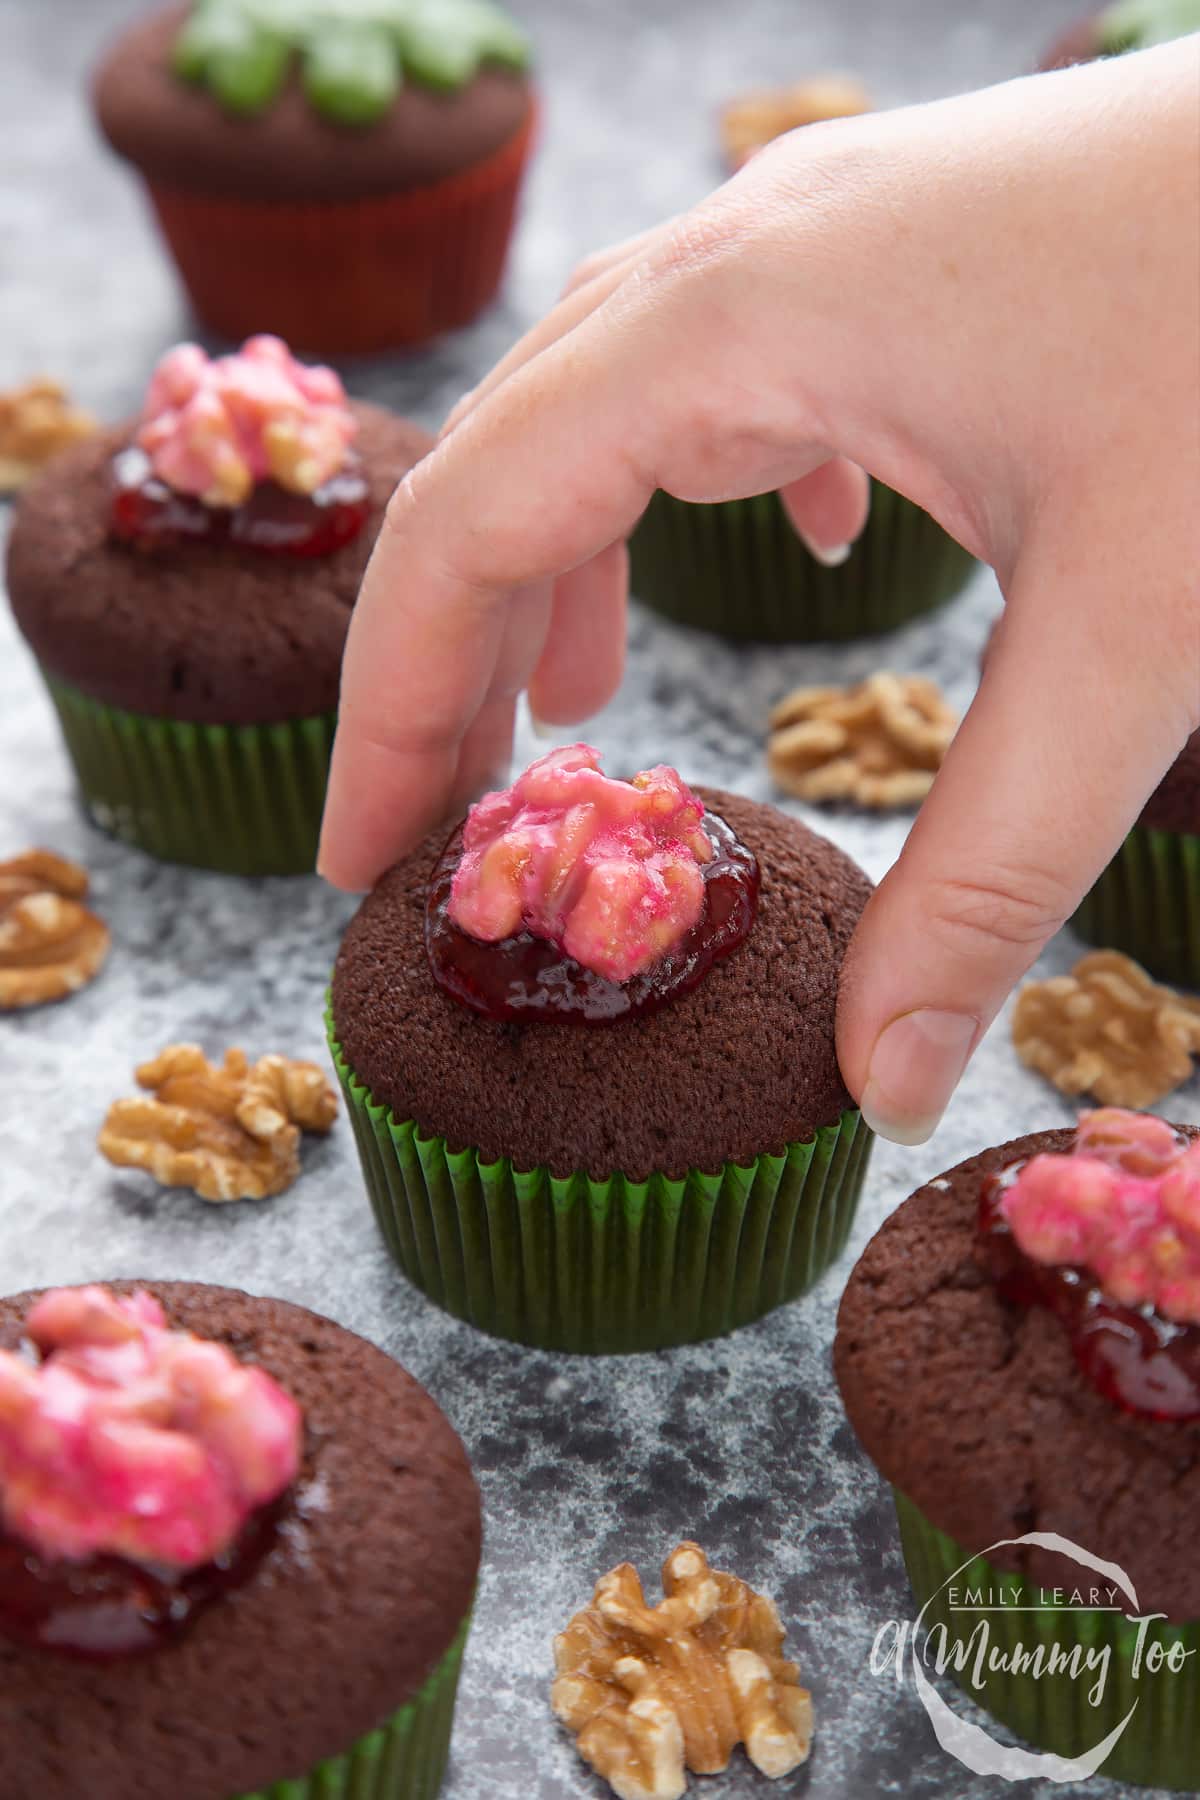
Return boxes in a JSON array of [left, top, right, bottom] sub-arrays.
[[1, 3, 1196, 1798]]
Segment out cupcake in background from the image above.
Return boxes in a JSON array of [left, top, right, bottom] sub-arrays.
[[92, 0, 536, 353], [6, 334, 431, 874], [628, 70, 975, 644], [1072, 727, 1200, 988], [329, 744, 875, 1353], [627, 481, 976, 644], [1042, 0, 1200, 68], [0, 1280, 480, 1799], [836, 1109, 1200, 1790]]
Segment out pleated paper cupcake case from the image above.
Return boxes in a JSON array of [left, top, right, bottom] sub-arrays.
[[329, 1005, 873, 1353], [45, 673, 335, 876], [894, 1489, 1197, 1790], [146, 109, 537, 354], [627, 483, 976, 643], [239, 1612, 469, 1800], [1071, 825, 1200, 990]]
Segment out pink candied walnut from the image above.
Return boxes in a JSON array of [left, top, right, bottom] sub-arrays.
[[0, 1286, 301, 1569], [449, 745, 716, 984], [1002, 1109, 1200, 1323], [136, 334, 356, 507]]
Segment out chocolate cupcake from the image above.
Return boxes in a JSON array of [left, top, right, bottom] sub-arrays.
[[1041, 0, 1200, 68], [0, 1280, 480, 1800], [92, 0, 535, 352], [835, 1110, 1200, 1790], [7, 335, 431, 874], [329, 744, 875, 1354], [1072, 728, 1200, 988], [627, 484, 975, 644]]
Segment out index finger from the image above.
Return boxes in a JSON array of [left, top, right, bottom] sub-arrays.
[[317, 314, 658, 890]]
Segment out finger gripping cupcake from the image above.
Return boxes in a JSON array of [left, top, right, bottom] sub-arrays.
[[6, 335, 431, 874], [0, 1280, 480, 1800], [92, 1, 536, 352], [330, 744, 875, 1353], [835, 1110, 1200, 1789]]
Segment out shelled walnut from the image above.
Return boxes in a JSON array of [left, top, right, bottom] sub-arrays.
[[720, 75, 871, 169], [1013, 950, 1200, 1108], [552, 1542, 813, 1800], [767, 671, 956, 808], [0, 850, 110, 1010], [99, 1044, 338, 1202], [0, 378, 97, 492]]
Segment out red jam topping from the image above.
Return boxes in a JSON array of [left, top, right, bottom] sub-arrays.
[[0, 1286, 302, 1657], [428, 747, 759, 1023], [979, 1109, 1200, 1420], [108, 335, 367, 557], [110, 444, 370, 557], [0, 1495, 285, 1660]]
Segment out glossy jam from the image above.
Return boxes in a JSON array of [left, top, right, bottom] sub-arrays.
[[426, 808, 760, 1024], [979, 1171, 1200, 1421], [109, 446, 369, 558], [0, 1493, 287, 1660]]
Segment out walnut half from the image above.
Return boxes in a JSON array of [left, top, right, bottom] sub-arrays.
[[720, 75, 871, 170], [767, 671, 956, 808], [98, 1045, 338, 1202], [552, 1542, 813, 1800], [1013, 950, 1200, 1109], [0, 378, 97, 492], [0, 850, 110, 1010]]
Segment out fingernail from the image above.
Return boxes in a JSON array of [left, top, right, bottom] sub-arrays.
[[859, 1009, 978, 1145], [529, 713, 557, 740], [803, 538, 852, 568]]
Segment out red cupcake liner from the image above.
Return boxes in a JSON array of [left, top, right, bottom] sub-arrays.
[[144, 106, 536, 354]]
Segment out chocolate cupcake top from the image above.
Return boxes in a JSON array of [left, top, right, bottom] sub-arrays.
[[6, 378, 430, 725], [834, 1122, 1200, 1621], [93, 2, 533, 203], [331, 783, 872, 1181], [0, 1281, 481, 1800]]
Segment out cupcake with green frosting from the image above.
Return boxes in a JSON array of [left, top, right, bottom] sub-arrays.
[[92, 0, 536, 352], [329, 744, 875, 1353], [627, 483, 975, 644], [6, 334, 431, 874], [1041, 0, 1200, 69]]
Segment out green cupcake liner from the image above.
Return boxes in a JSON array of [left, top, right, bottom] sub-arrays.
[[327, 1004, 872, 1353], [627, 484, 976, 644], [894, 1489, 1198, 1790], [1072, 824, 1200, 990], [42, 671, 335, 876], [238, 1613, 469, 1800]]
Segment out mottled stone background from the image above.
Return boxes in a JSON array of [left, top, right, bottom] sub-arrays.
[[1, 3, 1193, 1796]]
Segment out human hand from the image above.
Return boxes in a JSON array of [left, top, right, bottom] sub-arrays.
[[319, 40, 1200, 1144]]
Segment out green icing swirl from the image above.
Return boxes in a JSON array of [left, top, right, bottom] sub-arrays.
[[173, 0, 531, 124], [1098, 0, 1200, 50]]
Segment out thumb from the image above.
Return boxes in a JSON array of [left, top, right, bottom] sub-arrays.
[[835, 543, 1197, 1145]]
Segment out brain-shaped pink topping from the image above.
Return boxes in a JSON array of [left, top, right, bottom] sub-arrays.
[[449, 745, 715, 984], [1002, 1109, 1200, 1323], [0, 1287, 302, 1569], [136, 334, 356, 506]]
